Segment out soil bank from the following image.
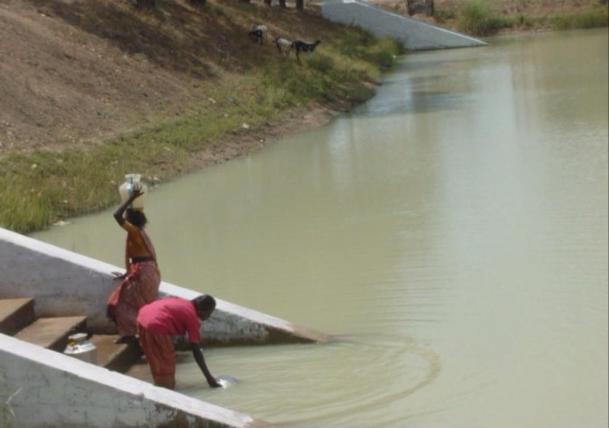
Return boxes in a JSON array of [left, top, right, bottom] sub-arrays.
[[0, 0, 399, 233]]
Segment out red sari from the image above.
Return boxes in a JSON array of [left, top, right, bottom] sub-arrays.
[[107, 224, 160, 336], [138, 327, 176, 389]]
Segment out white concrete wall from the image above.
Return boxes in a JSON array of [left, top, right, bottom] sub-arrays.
[[0, 334, 264, 428], [0, 227, 327, 344], [321, 0, 487, 50]]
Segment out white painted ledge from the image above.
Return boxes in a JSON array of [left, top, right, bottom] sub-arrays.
[[322, 0, 487, 50], [0, 333, 267, 428], [0, 227, 328, 344]]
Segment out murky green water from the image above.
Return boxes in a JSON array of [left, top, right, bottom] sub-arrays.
[[34, 29, 608, 427]]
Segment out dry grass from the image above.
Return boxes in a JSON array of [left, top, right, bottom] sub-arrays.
[[373, 0, 608, 35]]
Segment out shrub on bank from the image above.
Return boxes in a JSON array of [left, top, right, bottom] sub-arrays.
[[550, 7, 609, 30], [434, 7, 457, 24], [365, 50, 396, 69], [455, 0, 608, 35], [457, 0, 512, 36]]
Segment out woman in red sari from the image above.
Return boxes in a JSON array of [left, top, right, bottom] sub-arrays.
[[107, 187, 160, 343]]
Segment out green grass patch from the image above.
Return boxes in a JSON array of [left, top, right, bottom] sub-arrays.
[[334, 28, 400, 68], [457, 0, 514, 36], [434, 7, 457, 24], [454, 0, 608, 35], [0, 27, 400, 234], [549, 7, 609, 30]]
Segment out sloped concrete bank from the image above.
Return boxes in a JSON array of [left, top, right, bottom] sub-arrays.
[[0, 227, 328, 344], [0, 226, 328, 427], [0, 334, 267, 428], [322, 0, 487, 50]]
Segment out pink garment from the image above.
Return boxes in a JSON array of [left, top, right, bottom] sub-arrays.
[[137, 297, 201, 344], [138, 325, 176, 389], [107, 260, 160, 336], [107, 225, 160, 336]]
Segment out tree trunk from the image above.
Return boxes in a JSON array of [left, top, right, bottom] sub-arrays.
[[425, 0, 434, 16], [264, 0, 272, 5], [279, 0, 286, 7], [296, 0, 304, 11], [406, 0, 415, 16]]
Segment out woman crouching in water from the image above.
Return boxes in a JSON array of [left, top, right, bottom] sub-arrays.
[[107, 187, 160, 343]]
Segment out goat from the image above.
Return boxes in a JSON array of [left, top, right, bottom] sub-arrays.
[[248, 24, 268, 45], [293, 39, 321, 61], [275, 37, 293, 56]]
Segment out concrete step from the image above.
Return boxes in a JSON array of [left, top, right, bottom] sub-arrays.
[[90, 335, 142, 372], [0, 298, 35, 336], [15, 316, 87, 352]]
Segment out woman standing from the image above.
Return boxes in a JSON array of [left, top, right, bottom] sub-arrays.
[[107, 187, 160, 342]]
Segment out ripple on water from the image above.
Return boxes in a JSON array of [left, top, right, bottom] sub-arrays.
[[176, 335, 441, 427]]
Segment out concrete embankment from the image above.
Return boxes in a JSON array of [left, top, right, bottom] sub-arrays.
[[321, 0, 487, 50], [0, 334, 266, 428], [0, 227, 328, 344], [0, 226, 328, 427]]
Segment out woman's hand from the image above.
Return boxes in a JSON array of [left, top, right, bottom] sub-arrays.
[[207, 377, 222, 388], [114, 182, 144, 225], [130, 186, 143, 199]]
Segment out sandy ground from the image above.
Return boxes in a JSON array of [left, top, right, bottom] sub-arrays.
[[0, 0, 199, 151]]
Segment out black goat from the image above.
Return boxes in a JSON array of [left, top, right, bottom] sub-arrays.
[[293, 40, 321, 61], [248, 25, 268, 45]]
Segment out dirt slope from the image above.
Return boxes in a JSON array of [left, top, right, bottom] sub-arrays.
[[0, 0, 339, 152]]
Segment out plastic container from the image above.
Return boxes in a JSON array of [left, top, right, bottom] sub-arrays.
[[64, 333, 97, 364], [118, 173, 147, 211]]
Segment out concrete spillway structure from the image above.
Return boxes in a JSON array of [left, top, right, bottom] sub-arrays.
[[0, 227, 328, 427], [321, 0, 487, 51], [1, 334, 265, 428], [0, 227, 327, 344]]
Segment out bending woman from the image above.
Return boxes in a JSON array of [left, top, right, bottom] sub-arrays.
[[107, 188, 160, 342]]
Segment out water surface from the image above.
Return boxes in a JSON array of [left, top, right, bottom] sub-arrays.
[[35, 29, 608, 428]]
